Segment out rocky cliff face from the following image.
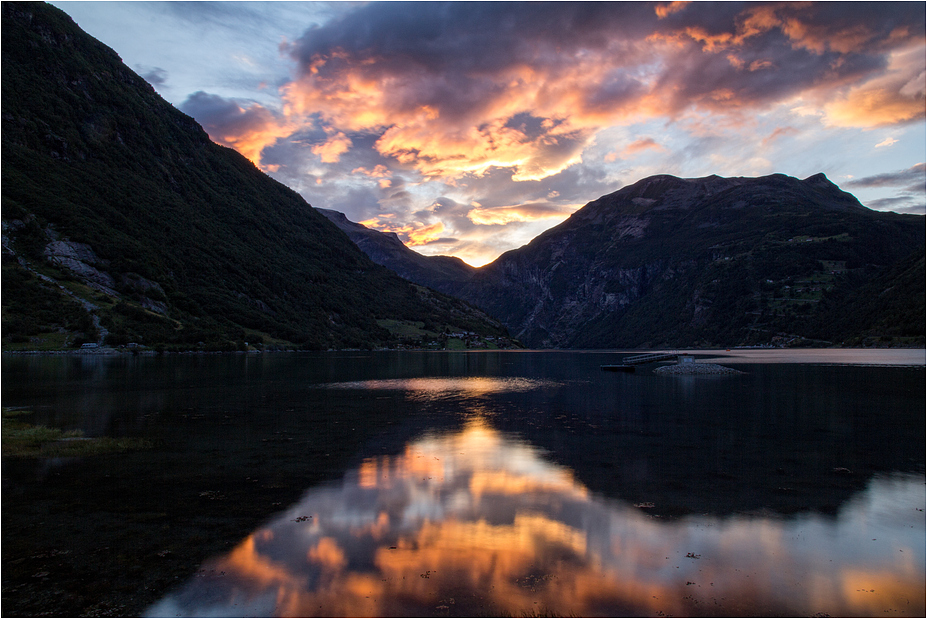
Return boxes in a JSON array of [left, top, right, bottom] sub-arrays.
[[457, 173, 924, 348], [1, 2, 512, 351], [317, 208, 475, 295]]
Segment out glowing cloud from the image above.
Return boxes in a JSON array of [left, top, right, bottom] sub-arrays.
[[154, 1, 924, 264], [311, 132, 352, 163], [467, 203, 576, 226], [621, 137, 668, 158], [273, 1, 924, 187], [180, 91, 292, 165], [360, 219, 448, 247]]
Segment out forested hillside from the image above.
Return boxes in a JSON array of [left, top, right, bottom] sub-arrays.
[[1, 2, 511, 351], [455, 173, 925, 348]]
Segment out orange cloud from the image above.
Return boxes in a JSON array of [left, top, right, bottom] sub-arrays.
[[761, 126, 799, 146], [311, 132, 352, 163], [655, 2, 690, 20], [214, 109, 292, 165], [361, 219, 448, 247], [823, 45, 926, 127], [280, 48, 640, 183], [351, 164, 391, 178], [181, 92, 293, 166], [621, 137, 668, 158], [467, 203, 576, 226]]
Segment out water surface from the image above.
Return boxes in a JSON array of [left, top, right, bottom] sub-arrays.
[[2, 350, 924, 617]]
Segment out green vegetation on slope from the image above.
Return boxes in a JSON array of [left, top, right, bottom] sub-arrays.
[[1, 2, 511, 351], [463, 174, 924, 348]]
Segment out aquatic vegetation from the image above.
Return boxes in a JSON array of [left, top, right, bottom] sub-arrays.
[[2, 409, 152, 457]]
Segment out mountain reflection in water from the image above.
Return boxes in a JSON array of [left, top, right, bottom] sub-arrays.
[[149, 419, 924, 617]]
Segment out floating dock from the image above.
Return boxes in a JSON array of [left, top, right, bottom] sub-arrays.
[[619, 352, 678, 365], [601, 352, 678, 372]]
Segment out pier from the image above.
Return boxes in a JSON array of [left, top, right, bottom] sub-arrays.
[[601, 351, 679, 372], [620, 352, 679, 365]]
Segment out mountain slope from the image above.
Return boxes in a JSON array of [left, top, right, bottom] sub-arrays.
[[317, 208, 475, 294], [1, 2, 510, 351], [457, 173, 925, 348]]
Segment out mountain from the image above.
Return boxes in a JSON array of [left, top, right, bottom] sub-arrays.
[[1, 2, 512, 351], [453, 173, 925, 348], [317, 208, 475, 295]]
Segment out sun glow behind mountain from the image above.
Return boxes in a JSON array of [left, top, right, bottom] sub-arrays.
[[53, 1, 926, 266]]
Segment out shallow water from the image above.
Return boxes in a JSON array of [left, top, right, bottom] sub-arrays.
[[149, 425, 924, 617], [2, 350, 924, 616]]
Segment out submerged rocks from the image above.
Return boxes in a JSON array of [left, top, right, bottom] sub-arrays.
[[654, 362, 745, 376]]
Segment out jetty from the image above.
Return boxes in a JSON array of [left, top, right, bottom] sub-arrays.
[[620, 352, 678, 365], [601, 351, 679, 372]]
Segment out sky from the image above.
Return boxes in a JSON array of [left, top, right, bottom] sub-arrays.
[[52, 1, 926, 267]]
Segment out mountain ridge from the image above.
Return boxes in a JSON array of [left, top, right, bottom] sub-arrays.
[[2, 2, 922, 352], [320, 172, 923, 348], [316, 208, 476, 295], [1, 2, 512, 351], [459, 172, 923, 347]]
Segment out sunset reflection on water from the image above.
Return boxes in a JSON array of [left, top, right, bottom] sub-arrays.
[[149, 417, 924, 617]]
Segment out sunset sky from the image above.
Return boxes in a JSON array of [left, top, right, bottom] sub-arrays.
[[53, 1, 925, 266]]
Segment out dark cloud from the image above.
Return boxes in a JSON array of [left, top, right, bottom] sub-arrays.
[[179, 91, 289, 162], [138, 66, 168, 87], [175, 2, 925, 265], [289, 2, 653, 75], [864, 195, 926, 214], [846, 163, 926, 188], [326, 187, 384, 223], [288, 1, 922, 120]]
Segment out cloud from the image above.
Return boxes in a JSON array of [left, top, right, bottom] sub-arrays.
[[467, 202, 576, 226], [311, 132, 352, 163], [358, 218, 449, 247], [864, 196, 926, 214], [845, 163, 926, 188], [875, 137, 899, 148], [822, 44, 926, 128], [617, 137, 668, 160], [167, 2, 923, 263], [351, 165, 391, 178], [761, 126, 799, 146], [138, 66, 168, 87], [180, 91, 292, 164], [655, 2, 690, 20], [276, 2, 923, 186], [848, 163, 926, 215]]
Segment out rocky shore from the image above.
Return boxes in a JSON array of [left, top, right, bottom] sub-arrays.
[[654, 362, 745, 375]]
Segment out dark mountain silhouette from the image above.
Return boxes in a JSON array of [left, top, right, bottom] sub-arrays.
[[317, 208, 475, 295], [454, 173, 924, 348], [320, 173, 924, 348], [1, 2, 510, 351]]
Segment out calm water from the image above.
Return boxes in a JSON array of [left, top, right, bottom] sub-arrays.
[[2, 350, 924, 617]]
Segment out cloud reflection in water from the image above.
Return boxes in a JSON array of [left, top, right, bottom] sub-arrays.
[[149, 413, 924, 617]]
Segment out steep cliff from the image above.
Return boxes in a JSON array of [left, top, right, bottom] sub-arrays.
[[317, 208, 475, 295], [458, 173, 924, 348], [1, 2, 510, 350]]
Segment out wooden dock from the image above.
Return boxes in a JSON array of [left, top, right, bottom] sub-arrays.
[[601, 352, 678, 372], [620, 352, 678, 365]]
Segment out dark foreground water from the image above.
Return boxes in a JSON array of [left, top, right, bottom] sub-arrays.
[[2, 350, 924, 617]]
